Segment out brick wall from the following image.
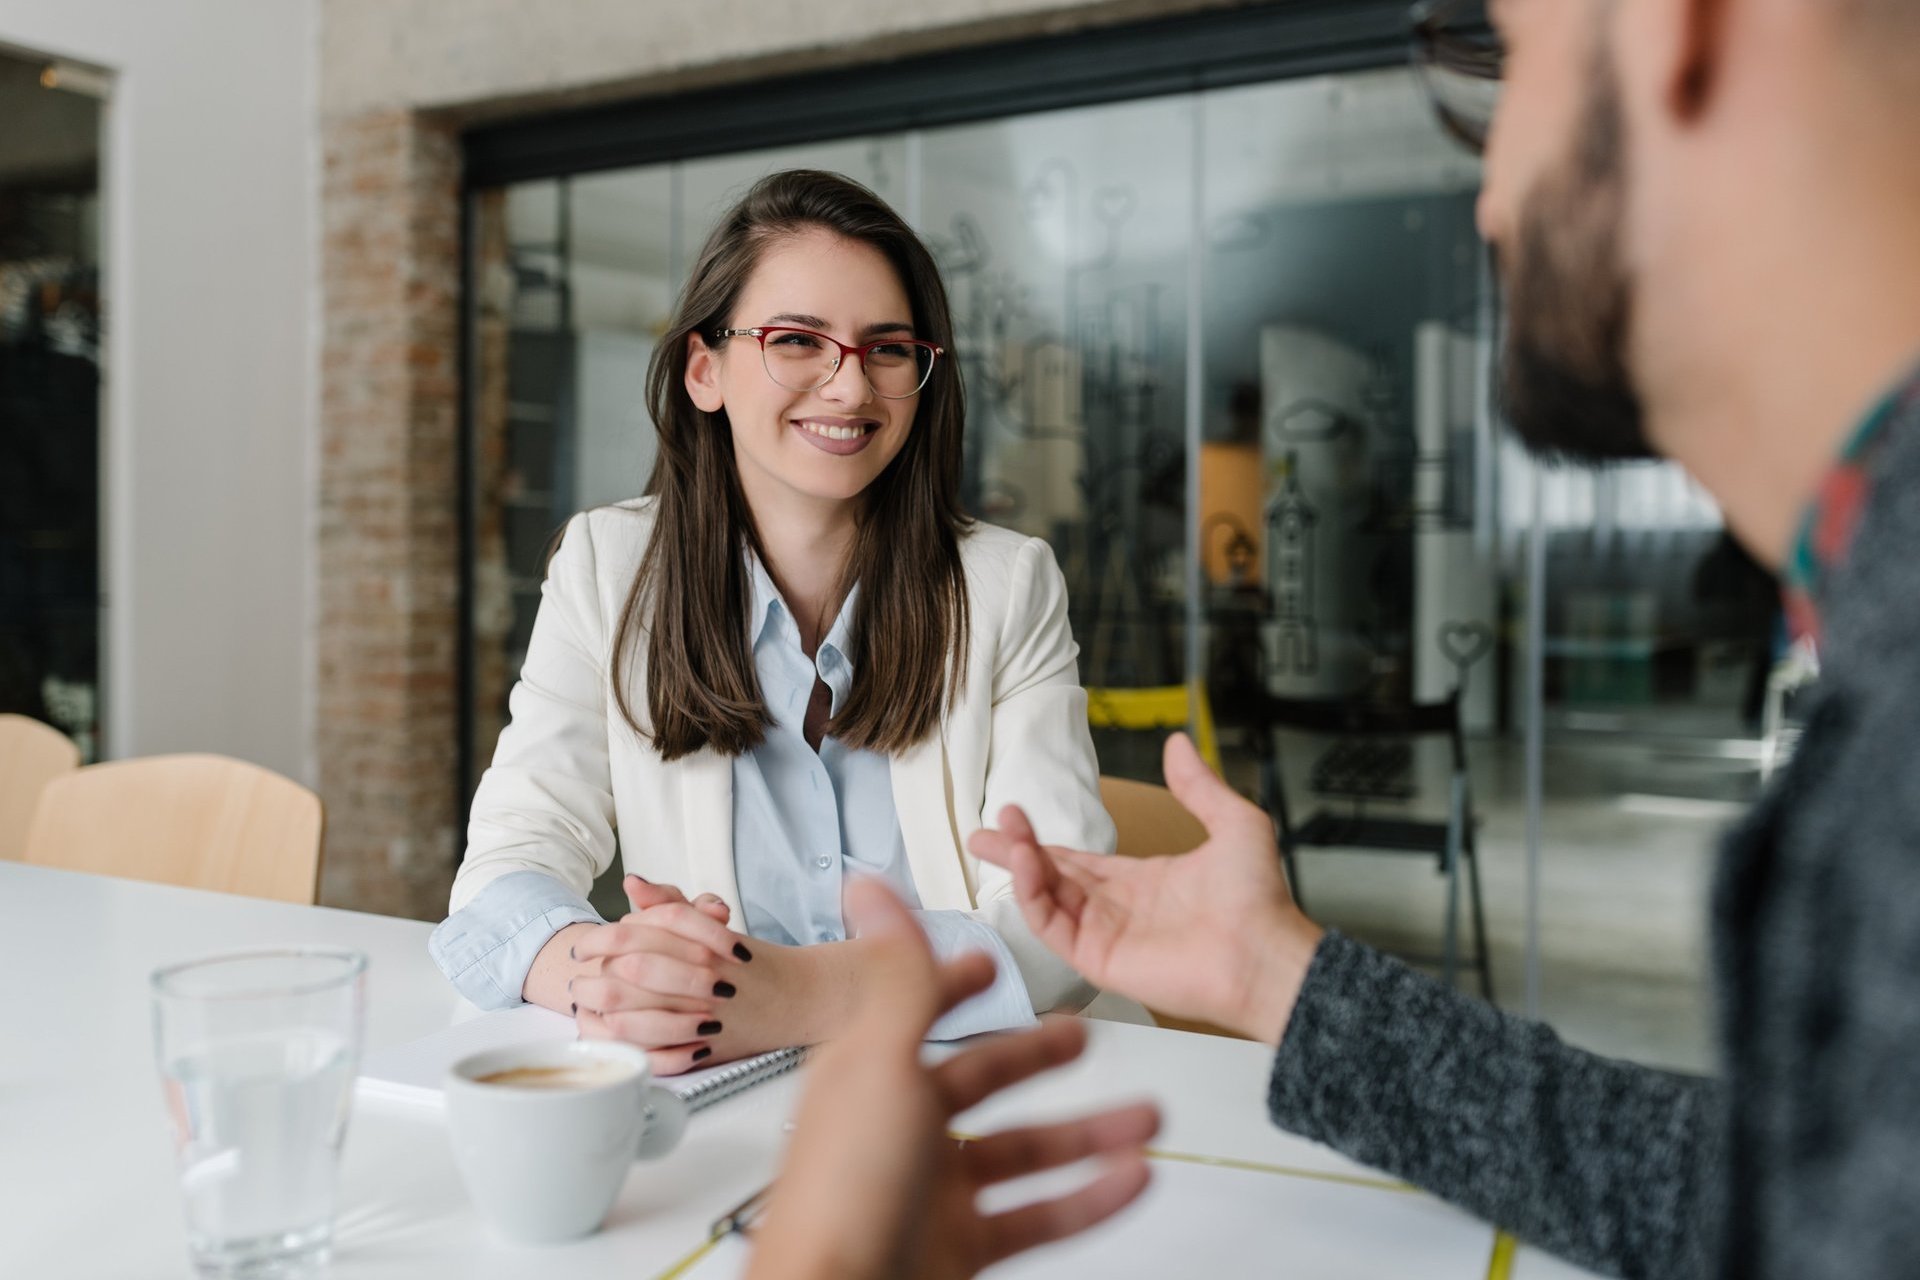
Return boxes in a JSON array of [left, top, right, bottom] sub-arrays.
[[316, 110, 462, 917]]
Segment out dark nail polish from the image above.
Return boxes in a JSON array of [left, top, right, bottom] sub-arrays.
[[698, 1020, 722, 1036], [566, 977, 574, 993], [569, 945, 577, 962], [692, 1047, 713, 1062], [713, 981, 737, 999], [570, 1002, 577, 1015], [733, 943, 753, 962]]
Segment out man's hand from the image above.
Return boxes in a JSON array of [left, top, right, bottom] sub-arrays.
[[968, 732, 1323, 1045], [746, 879, 1160, 1280]]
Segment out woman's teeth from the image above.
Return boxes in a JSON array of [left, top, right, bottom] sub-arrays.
[[798, 420, 870, 441]]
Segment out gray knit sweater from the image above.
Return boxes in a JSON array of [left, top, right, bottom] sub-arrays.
[[1267, 370, 1920, 1279]]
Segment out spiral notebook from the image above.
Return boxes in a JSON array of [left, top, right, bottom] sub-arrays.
[[355, 1003, 805, 1114]]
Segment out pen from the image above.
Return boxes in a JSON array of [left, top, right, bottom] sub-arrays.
[[710, 1181, 773, 1239], [708, 1129, 974, 1240]]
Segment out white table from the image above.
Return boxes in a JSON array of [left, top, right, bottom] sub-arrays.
[[1, 863, 1599, 1278]]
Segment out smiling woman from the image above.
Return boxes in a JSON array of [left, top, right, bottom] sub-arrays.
[[432, 170, 1116, 1086]]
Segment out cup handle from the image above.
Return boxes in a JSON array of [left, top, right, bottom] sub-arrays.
[[636, 1085, 688, 1160]]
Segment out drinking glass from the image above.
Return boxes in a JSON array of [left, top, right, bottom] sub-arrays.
[[151, 949, 367, 1277]]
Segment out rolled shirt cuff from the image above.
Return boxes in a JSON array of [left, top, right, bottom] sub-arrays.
[[429, 869, 604, 1010], [914, 908, 1041, 1040]]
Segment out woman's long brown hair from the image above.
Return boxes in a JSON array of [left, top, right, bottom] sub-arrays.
[[611, 169, 972, 761]]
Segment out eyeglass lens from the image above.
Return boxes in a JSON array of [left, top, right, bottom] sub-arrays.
[[760, 329, 934, 399]]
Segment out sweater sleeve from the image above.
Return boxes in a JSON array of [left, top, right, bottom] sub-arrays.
[[1268, 931, 1724, 1280]]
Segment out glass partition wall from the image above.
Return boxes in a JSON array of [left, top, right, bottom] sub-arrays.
[[460, 11, 1765, 1071], [0, 50, 105, 758]]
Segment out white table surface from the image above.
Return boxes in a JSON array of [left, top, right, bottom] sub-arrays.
[[1, 862, 1600, 1278]]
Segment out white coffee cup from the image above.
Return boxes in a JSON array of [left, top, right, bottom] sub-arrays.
[[446, 1040, 689, 1243]]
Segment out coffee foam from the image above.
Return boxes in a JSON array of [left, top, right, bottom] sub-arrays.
[[474, 1061, 637, 1090]]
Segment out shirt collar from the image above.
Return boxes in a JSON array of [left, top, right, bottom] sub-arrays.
[[745, 550, 860, 669], [1781, 358, 1920, 643]]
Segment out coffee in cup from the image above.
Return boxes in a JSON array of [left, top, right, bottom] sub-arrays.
[[446, 1040, 687, 1243], [473, 1061, 637, 1090]]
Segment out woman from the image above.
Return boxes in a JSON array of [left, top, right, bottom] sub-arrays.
[[430, 169, 1115, 1074]]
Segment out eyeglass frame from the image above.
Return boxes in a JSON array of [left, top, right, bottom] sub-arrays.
[[1408, 0, 1504, 155], [712, 325, 946, 400]]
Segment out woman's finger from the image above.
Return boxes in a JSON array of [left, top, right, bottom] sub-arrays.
[[601, 950, 728, 1002], [586, 919, 727, 970], [576, 1011, 713, 1073], [624, 874, 688, 915], [636, 901, 751, 964], [593, 1007, 724, 1050], [647, 1042, 718, 1077], [571, 911, 739, 965], [567, 973, 716, 1018]]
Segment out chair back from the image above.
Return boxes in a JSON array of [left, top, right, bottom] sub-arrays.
[[0, 714, 81, 861], [22, 754, 324, 904], [1100, 775, 1208, 859]]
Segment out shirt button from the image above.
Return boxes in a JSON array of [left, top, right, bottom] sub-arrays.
[[814, 854, 833, 870], [817, 929, 836, 943]]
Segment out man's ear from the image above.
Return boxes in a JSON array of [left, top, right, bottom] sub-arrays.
[[1668, 0, 1733, 121], [685, 334, 726, 413]]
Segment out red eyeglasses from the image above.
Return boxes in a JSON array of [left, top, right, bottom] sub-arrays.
[[714, 326, 944, 400]]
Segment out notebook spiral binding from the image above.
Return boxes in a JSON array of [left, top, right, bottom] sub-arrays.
[[676, 1046, 807, 1113]]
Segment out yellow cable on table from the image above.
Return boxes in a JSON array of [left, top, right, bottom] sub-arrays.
[[653, 1232, 724, 1280], [653, 1138, 1517, 1279], [1486, 1231, 1519, 1280], [1135, 1143, 1411, 1193]]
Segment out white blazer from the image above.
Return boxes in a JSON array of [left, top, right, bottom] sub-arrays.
[[453, 498, 1116, 1014]]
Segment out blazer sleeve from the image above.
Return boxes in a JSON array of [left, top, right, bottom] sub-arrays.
[[452, 512, 621, 912], [971, 536, 1118, 1014]]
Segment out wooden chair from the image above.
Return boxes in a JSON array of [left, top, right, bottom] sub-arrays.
[[22, 754, 324, 904], [0, 713, 81, 861], [1098, 774, 1245, 1040]]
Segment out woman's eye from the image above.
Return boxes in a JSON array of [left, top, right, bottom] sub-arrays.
[[869, 342, 914, 361], [770, 331, 823, 348]]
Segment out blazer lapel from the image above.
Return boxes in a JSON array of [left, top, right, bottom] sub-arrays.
[[678, 747, 742, 923], [891, 729, 975, 910]]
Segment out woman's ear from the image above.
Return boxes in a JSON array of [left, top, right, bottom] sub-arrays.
[[685, 334, 726, 413]]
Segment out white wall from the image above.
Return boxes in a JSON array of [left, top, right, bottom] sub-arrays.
[[0, 2, 317, 782], [320, 0, 1239, 117]]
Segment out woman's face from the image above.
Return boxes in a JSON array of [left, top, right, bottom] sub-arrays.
[[685, 227, 923, 516]]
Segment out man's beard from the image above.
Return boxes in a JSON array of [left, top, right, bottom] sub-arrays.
[[1498, 43, 1654, 463]]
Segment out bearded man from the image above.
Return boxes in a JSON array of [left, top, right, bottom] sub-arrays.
[[967, 2, 1920, 1276]]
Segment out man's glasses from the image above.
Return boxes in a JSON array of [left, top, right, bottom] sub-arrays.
[[1410, 0, 1504, 154], [714, 326, 944, 401]]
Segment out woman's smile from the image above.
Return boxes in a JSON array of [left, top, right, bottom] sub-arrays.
[[791, 414, 881, 456]]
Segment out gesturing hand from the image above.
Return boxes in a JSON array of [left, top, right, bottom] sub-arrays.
[[968, 732, 1323, 1045], [745, 878, 1160, 1280]]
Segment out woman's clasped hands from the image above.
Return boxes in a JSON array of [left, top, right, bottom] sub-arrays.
[[568, 874, 820, 1075], [565, 874, 753, 1074]]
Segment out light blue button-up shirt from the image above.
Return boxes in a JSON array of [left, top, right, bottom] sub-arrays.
[[430, 554, 1035, 1040]]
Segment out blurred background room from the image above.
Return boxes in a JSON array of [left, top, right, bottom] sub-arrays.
[[1, 0, 1794, 1076]]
